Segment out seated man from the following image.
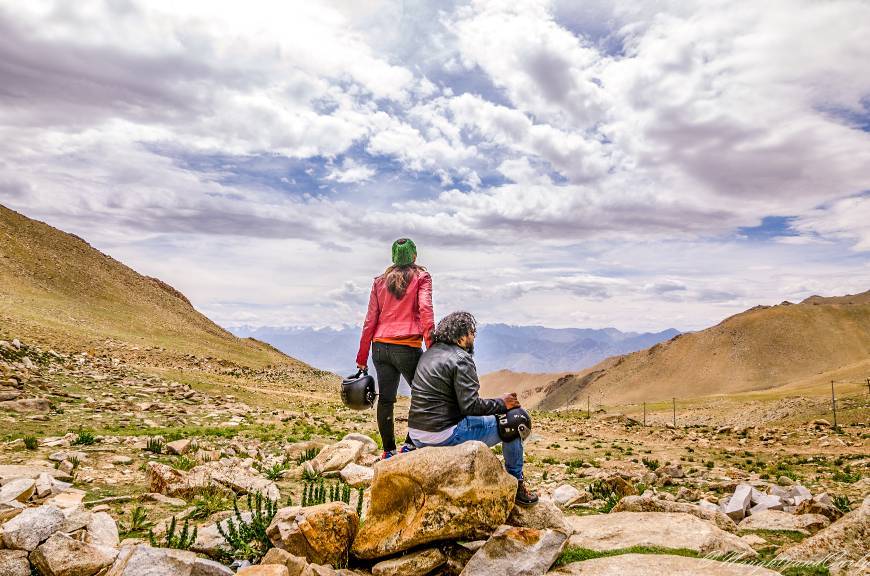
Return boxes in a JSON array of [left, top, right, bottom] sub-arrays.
[[406, 311, 538, 505]]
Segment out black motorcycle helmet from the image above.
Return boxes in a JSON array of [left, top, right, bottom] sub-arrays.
[[497, 407, 532, 442], [341, 369, 377, 410]]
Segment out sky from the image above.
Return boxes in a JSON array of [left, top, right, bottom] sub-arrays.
[[1, 0, 869, 333]]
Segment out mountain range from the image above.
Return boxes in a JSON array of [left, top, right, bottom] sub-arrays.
[[482, 291, 870, 408], [230, 324, 679, 376]]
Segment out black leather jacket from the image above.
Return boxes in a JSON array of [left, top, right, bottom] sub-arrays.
[[407, 342, 507, 432]]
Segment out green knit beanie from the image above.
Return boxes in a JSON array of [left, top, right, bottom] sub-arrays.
[[391, 238, 417, 266]]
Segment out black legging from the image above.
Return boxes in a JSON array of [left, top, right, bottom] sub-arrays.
[[372, 341, 422, 452]]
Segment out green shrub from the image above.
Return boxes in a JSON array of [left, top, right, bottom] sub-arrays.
[[72, 429, 97, 446], [146, 437, 164, 454], [216, 492, 278, 562], [120, 506, 153, 536], [295, 447, 319, 464], [173, 455, 197, 471], [832, 467, 860, 484], [259, 461, 290, 481], [189, 488, 232, 520], [23, 435, 38, 450], [149, 516, 196, 550], [641, 457, 660, 471], [832, 495, 852, 513]]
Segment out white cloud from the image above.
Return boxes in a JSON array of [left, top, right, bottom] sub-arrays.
[[1, 0, 869, 335]]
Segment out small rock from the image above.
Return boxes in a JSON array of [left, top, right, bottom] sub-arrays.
[[237, 566, 290, 576], [166, 439, 193, 455], [0, 550, 30, 576], [0, 478, 35, 504], [739, 510, 830, 534], [86, 511, 120, 547], [551, 484, 582, 507], [507, 497, 570, 533], [461, 525, 568, 576], [372, 547, 446, 576], [339, 463, 374, 488], [724, 484, 752, 521]]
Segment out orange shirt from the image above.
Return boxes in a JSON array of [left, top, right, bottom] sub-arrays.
[[374, 335, 423, 348]]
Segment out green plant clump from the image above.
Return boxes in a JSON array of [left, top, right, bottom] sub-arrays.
[[146, 437, 165, 454], [120, 506, 153, 536], [216, 492, 278, 562], [23, 435, 38, 450], [149, 516, 196, 550], [72, 429, 97, 446], [641, 457, 660, 471]]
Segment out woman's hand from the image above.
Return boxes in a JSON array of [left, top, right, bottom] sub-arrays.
[[357, 363, 367, 372]]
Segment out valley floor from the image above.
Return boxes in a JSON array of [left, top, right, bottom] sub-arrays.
[[1, 336, 868, 575]]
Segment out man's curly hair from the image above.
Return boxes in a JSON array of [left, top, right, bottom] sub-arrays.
[[432, 311, 477, 346]]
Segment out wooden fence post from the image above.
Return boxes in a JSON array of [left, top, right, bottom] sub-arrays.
[[831, 380, 837, 430]]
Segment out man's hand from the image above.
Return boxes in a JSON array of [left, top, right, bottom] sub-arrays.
[[502, 392, 520, 410], [357, 363, 367, 372]]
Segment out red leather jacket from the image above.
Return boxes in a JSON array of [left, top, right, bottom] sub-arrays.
[[356, 270, 434, 366]]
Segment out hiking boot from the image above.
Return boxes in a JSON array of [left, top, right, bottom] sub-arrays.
[[379, 449, 397, 461], [399, 443, 416, 454], [515, 480, 539, 505]]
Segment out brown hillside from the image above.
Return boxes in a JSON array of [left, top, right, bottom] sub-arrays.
[[0, 204, 312, 373], [532, 292, 870, 409], [480, 369, 571, 406]]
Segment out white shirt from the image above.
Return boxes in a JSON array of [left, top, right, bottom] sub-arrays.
[[408, 425, 457, 445]]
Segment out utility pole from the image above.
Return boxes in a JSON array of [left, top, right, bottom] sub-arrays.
[[866, 377, 869, 395], [672, 397, 676, 428], [643, 402, 646, 427], [587, 395, 590, 419], [831, 380, 838, 430]]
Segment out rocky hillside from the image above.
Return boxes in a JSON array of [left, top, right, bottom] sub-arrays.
[[0, 204, 323, 380], [528, 292, 870, 409], [2, 333, 867, 575]]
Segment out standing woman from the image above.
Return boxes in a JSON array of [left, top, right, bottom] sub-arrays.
[[356, 238, 434, 459]]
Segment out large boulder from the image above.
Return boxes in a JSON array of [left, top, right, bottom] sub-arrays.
[[147, 460, 279, 500], [104, 544, 233, 576], [507, 497, 570, 533], [566, 512, 756, 557], [0, 550, 30, 576], [0, 504, 65, 550], [459, 525, 568, 576], [351, 441, 517, 559], [371, 547, 446, 576], [267, 502, 359, 566], [738, 510, 830, 534], [613, 495, 738, 532], [30, 532, 117, 576], [551, 553, 782, 575], [778, 495, 869, 573], [307, 439, 366, 475]]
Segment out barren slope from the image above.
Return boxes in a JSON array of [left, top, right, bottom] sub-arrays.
[[534, 293, 870, 409], [0, 204, 315, 374]]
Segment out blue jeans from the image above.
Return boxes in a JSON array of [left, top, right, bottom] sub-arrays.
[[411, 415, 524, 481]]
